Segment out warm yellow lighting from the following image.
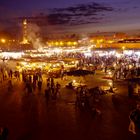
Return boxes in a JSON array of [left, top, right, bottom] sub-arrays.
[[48, 42, 51, 46], [21, 38, 29, 44], [113, 63, 116, 67], [100, 39, 103, 42], [108, 71, 112, 75], [97, 40, 100, 44], [55, 42, 59, 46], [108, 40, 114, 43], [75, 61, 79, 64], [50, 42, 54, 46], [73, 42, 78, 45], [67, 41, 72, 46], [1, 38, 6, 43], [129, 65, 132, 69], [109, 81, 113, 87], [73, 80, 76, 83], [90, 40, 94, 43], [122, 46, 125, 50], [60, 41, 64, 46], [97, 39, 104, 44], [23, 19, 27, 25]]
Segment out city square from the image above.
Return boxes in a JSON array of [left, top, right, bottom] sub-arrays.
[[0, 0, 140, 140]]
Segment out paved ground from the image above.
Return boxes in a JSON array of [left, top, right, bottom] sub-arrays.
[[0, 70, 140, 140]]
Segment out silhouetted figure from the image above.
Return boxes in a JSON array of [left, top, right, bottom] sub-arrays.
[[45, 89, 50, 103], [2, 127, 9, 140], [8, 80, 13, 91], [25, 80, 32, 94], [129, 104, 140, 134], [9, 69, 13, 78], [56, 82, 61, 96], [38, 80, 42, 91], [128, 82, 133, 98], [32, 81, 36, 91], [29, 75, 32, 83]]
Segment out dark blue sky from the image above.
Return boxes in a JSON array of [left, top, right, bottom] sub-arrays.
[[0, 0, 140, 33]]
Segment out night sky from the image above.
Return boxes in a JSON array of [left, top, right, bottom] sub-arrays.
[[0, 0, 140, 34]]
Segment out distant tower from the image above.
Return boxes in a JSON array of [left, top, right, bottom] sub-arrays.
[[21, 19, 29, 44]]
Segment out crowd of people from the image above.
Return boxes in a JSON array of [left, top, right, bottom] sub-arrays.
[[55, 51, 140, 81], [21, 71, 61, 100], [1, 50, 140, 137]]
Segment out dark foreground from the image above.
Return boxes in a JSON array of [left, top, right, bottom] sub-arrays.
[[0, 71, 140, 140]]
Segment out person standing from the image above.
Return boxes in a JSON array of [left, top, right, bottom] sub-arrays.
[[38, 80, 42, 91], [129, 104, 140, 134], [128, 81, 133, 98], [56, 82, 61, 97]]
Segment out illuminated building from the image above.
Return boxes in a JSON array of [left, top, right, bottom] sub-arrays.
[[21, 19, 29, 44]]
